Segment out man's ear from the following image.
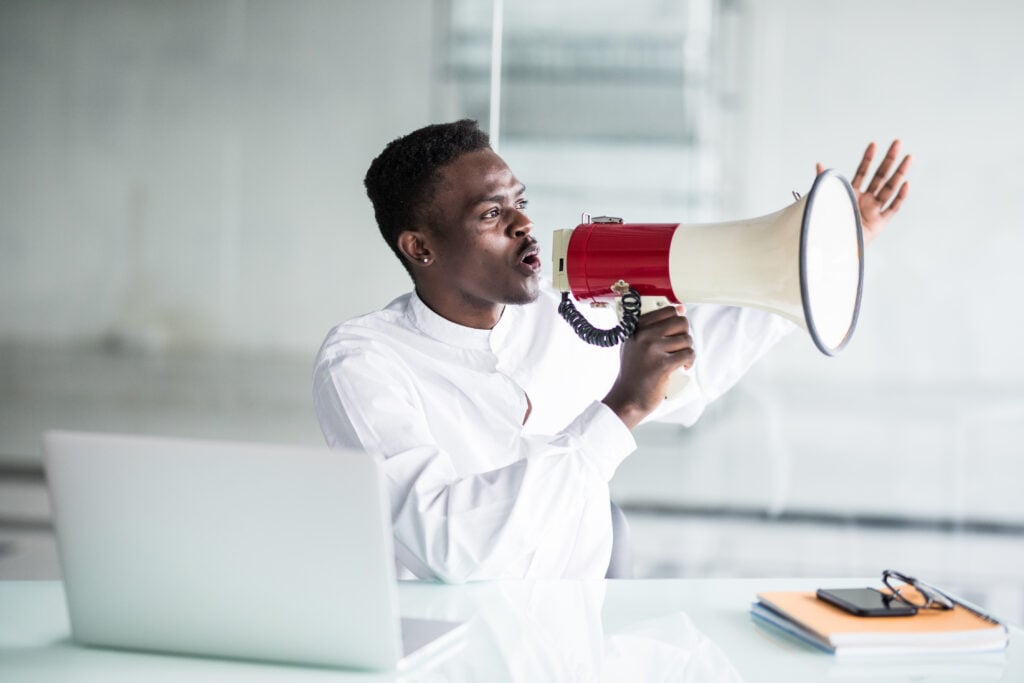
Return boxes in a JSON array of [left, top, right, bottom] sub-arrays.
[[397, 230, 434, 268]]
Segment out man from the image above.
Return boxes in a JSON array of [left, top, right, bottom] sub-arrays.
[[313, 120, 910, 582]]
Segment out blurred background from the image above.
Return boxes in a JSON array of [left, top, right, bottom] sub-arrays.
[[2, 0, 1022, 624]]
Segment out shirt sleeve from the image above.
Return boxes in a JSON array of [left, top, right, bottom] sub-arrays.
[[313, 344, 636, 583], [647, 304, 796, 426]]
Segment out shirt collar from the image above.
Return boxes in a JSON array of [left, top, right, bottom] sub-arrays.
[[407, 289, 515, 352]]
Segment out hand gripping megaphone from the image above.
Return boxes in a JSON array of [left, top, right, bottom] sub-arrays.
[[551, 169, 864, 399]]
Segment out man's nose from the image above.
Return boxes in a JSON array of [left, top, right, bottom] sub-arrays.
[[508, 209, 533, 238]]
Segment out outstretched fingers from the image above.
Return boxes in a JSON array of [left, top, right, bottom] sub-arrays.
[[865, 139, 903, 195], [877, 153, 913, 211], [883, 179, 910, 216], [851, 142, 876, 191]]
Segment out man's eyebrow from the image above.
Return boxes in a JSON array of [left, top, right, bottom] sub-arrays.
[[471, 183, 527, 206]]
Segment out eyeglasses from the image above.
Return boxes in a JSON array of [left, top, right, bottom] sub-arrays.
[[882, 569, 956, 611]]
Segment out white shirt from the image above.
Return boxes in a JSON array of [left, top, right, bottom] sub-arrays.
[[313, 283, 792, 582]]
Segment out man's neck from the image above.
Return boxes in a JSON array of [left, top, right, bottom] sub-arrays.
[[415, 286, 505, 330]]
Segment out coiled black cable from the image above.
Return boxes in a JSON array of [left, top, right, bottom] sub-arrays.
[[558, 289, 641, 348]]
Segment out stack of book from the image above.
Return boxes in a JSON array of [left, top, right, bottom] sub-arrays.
[[752, 589, 1009, 657]]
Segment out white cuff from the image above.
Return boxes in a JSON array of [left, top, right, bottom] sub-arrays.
[[563, 401, 637, 481]]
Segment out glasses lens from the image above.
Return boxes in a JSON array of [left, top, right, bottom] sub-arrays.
[[888, 576, 928, 607], [913, 579, 956, 610], [883, 571, 954, 610]]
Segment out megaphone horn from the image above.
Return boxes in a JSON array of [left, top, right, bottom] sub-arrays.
[[552, 169, 864, 356]]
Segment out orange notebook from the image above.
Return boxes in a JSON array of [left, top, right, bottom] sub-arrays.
[[753, 590, 1008, 657]]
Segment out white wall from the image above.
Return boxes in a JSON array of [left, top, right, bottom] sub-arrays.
[[0, 0, 435, 353], [730, 0, 1024, 388]]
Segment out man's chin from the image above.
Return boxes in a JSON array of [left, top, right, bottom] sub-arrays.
[[505, 280, 541, 306]]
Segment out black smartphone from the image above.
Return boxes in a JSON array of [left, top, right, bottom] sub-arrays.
[[816, 587, 918, 617]]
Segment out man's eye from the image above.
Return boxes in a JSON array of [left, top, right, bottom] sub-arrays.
[[482, 208, 500, 219], [516, 199, 529, 210]]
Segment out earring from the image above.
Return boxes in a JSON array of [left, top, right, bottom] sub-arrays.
[[422, 258, 429, 264]]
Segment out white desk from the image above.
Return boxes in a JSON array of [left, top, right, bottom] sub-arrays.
[[2, 578, 1018, 682]]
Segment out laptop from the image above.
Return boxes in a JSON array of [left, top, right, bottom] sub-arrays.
[[42, 430, 467, 671]]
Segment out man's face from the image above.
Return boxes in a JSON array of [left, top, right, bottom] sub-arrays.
[[424, 149, 541, 310]]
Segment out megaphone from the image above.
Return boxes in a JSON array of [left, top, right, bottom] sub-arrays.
[[551, 170, 864, 396]]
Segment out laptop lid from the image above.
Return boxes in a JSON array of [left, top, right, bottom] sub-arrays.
[[43, 429, 452, 670]]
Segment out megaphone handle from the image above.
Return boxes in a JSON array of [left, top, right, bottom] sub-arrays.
[[621, 296, 703, 402], [637, 296, 673, 315], [664, 367, 701, 402]]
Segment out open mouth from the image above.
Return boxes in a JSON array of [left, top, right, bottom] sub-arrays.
[[519, 247, 541, 272]]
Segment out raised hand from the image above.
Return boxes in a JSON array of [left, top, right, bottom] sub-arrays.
[[817, 140, 911, 246]]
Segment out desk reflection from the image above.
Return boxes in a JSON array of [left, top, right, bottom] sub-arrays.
[[406, 580, 743, 682]]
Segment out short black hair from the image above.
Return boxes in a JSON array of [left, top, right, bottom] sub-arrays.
[[364, 119, 492, 273]]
